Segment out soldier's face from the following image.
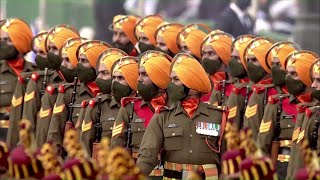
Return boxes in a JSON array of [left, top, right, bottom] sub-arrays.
[[34, 45, 47, 58], [247, 55, 261, 67], [78, 54, 93, 68], [201, 45, 219, 61], [97, 63, 111, 81], [48, 42, 59, 55], [311, 68, 320, 90], [286, 65, 300, 81], [0, 30, 14, 46], [138, 66, 153, 85], [138, 32, 152, 45], [271, 56, 281, 68], [179, 41, 192, 55], [231, 48, 241, 63], [112, 27, 130, 46], [156, 35, 169, 52], [170, 71, 183, 86], [61, 53, 75, 69], [113, 71, 129, 86]]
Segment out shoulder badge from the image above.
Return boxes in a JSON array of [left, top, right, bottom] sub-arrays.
[[155, 105, 168, 113], [268, 95, 279, 104], [232, 86, 245, 95], [81, 100, 88, 108], [297, 129, 305, 144], [58, 85, 65, 93], [11, 95, 23, 107], [297, 104, 308, 113], [227, 106, 237, 119], [31, 72, 39, 82], [53, 104, 65, 114], [252, 85, 265, 94], [292, 127, 301, 142], [81, 120, 92, 132], [89, 99, 96, 108], [18, 76, 25, 84], [245, 104, 257, 119], [259, 119, 272, 133], [24, 91, 35, 102], [305, 108, 313, 118], [39, 108, 51, 118], [112, 122, 124, 137], [46, 85, 55, 95], [120, 97, 140, 107]]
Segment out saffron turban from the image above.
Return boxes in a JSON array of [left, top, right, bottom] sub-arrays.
[[233, 35, 256, 70], [155, 22, 184, 54], [98, 48, 128, 72], [60, 38, 87, 67], [135, 14, 164, 46], [77, 40, 111, 67], [32, 31, 48, 53], [265, 41, 298, 69], [111, 15, 140, 45]]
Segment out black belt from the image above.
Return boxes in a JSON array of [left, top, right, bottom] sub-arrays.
[[279, 146, 291, 155], [163, 169, 205, 180]]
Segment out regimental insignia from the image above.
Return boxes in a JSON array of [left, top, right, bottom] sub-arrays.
[[89, 99, 96, 108], [112, 122, 124, 137], [11, 96, 23, 107], [53, 104, 65, 114], [259, 120, 271, 133], [297, 130, 305, 144], [245, 104, 257, 119], [39, 108, 51, 118], [81, 121, 92, 132], [24, 91, 35, 102], [196, 122, 220, 136], [292, 127, 301, 142], [46, 85, 54, 95], [31, 73, 39, 82], [228, 106, 237, 119], [58, 85, 65, 93]]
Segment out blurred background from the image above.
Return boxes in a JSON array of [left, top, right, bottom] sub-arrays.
[[0, 0, 319, 58]]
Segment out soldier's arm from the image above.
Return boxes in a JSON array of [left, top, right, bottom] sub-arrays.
[[209, 90, 222, 106], [110, 107, 129, 148], [22, 80, 40, 132], [137, 113, 164, 175], [80, 101, 95, 155]]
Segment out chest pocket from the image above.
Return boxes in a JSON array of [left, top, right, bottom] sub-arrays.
[[0, 84, 13, 107], [163, 127, 183, 151], [279, 118, 295, 139], [102, 117, 115, 138], [131, 120, 146, 147], [198, 134, 219, 153]]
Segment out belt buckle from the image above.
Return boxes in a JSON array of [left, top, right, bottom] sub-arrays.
[[182, 170, 195, 180], [155, 164, 164, 170]]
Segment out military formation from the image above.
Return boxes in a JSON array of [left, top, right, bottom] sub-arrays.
[[0, 13, 319, 180]]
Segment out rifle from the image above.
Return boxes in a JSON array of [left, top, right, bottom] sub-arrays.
[[40, 67, 48, 98], [240, 86, 250, 129], [310, 106, 319, 151], [263, 86, 269, 106], [126, 101, 134, 154], [64, 76, 78, 135], [271, 95, 283, 165], [92, 93, 102, 160], [220, 80, 226, 106]]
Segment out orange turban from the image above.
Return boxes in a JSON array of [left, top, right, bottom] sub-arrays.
[[202, 32, 234, 64], [172, 53, 211, 93], [112, 56, 139, 91], [77, 40, 111, 67], [155, 23, 184, 54], [266, 41, 298, 69], [32, 31, 47, 53], [234, 35, 256, 70], [311, 59, 320, 78], [135, 15, 164, 46], [139, 51, 172, 89], [60, 38, 87, 67], [178, 24, 211, 59], [0, 18, 33, 54], [98, 48, 128, 72], [244, 37, 274, 73], [286, 51, 319, 86], [112, 15, 140, 45], [45, 24, 80, 51]]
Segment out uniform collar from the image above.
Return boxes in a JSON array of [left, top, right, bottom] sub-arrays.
[[174, 100, 209, 118], [79, 83, 92, 96], [110, 96, 120, 108], [0, 59, 33, 74], [49, 70, 64, 83]]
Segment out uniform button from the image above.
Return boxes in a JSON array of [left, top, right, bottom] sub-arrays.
[[1, 90, 4, 93], [110, 127, 113, 130], [138, 128, 140, 131], [288, 125, 291, 127], [76, 113, 79, 116], [172, 133, 175, 136], [189, 150, 192, 153], [189, 134, 192, 137]]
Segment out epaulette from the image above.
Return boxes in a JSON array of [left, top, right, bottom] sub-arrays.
[[46, 85, 55, 95], [208, 104, 227, 111], [252, 84, 274, 94], [58, 84, 65, 93], [155, 105, 169, 113], [120, 97, 141, 107], [89, 99, 96, 108], [81, 100, 88, 108], [267, 94, 290, 104], [296, 103, 309, 113], [305, 108, 313, 118], [231, 86, 247, 95], [18, 76, 25, 84], [31, 72, 40, 82]]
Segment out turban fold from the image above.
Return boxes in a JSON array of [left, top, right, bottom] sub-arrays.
[[139, 50, 172, 89], [172, 53, 211, 93], [135, 15, 164, 46], [77, 40, 111, 67], [234, 35, 256, 70], [112, 56, 139, 91], [112, 15, 140, 45], [45, 24, 80, 51], [60, 38, 87, 67], [98, 48, 128, 72], [202, 32, 234, 64], [266, 41, 298, 69], [32, 31, 48, 53], [286, 51, 319, 86], [244, 37, 274, 73], [311, 59, 320, 78], [155, 23, 183, 54], [0, 18, 33, 54]]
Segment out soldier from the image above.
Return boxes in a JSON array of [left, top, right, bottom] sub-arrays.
[[286, 58, 320, 179], [177, 24, 212, 62], [80, 48, 127, 156], [242, 37, 276, 140], [110, 15, 140, 56], [46, 40, 110, 155], [134, 14, 164, 54], [0, 18, 35, 141], [154, 22, 183, 57], [200, 31, 234, 105], [35, 37, 86, 147], [137, 53, 227, 179], [257, 50, 318, 179], [226, 35, 256, 130]]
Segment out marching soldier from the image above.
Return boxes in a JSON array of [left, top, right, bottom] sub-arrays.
[[137, 53, 227, 179], [35, 37, 86, 147], [0, 18, 35, 141], [134, 15, 164, 54], [200, 31, 234, 105], [110, 15, 140, 56], [80, 48, 127, 156], [226, 35, 256, 130], [242, 37, 276, 140], [257, 50, 318, 179], [46, 40, 110, 155], [154, 22, 183, 57]]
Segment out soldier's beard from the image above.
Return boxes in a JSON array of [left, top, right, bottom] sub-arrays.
[[112, 42, 134, 55]]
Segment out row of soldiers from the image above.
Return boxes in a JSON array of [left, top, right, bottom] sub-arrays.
[[0, 14, 319, 180]]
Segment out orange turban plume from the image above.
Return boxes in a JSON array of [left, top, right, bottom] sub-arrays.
[[234, 35, 256, 70], [202, 32, 234, 64], [244, 37, 274, 73], [266, 41, 298, 69], [172, 53, 211, 93], [45, 24, 80, 51], [77, 40, 111, 68], [155, 23, 184, 54], [286, 51, 319, 86], [139, 50, 172, 89], [135, 15, 164, 46], [98, 48, 128, 72], [112, 15, 140, 45], [0, 18, 33, 54], [32, 31, 48, 53], [60, 38, 87, 67], [112, 56, 139, 91]]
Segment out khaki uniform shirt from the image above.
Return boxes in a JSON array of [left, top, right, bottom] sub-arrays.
[[136, 101, 227, 175]]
